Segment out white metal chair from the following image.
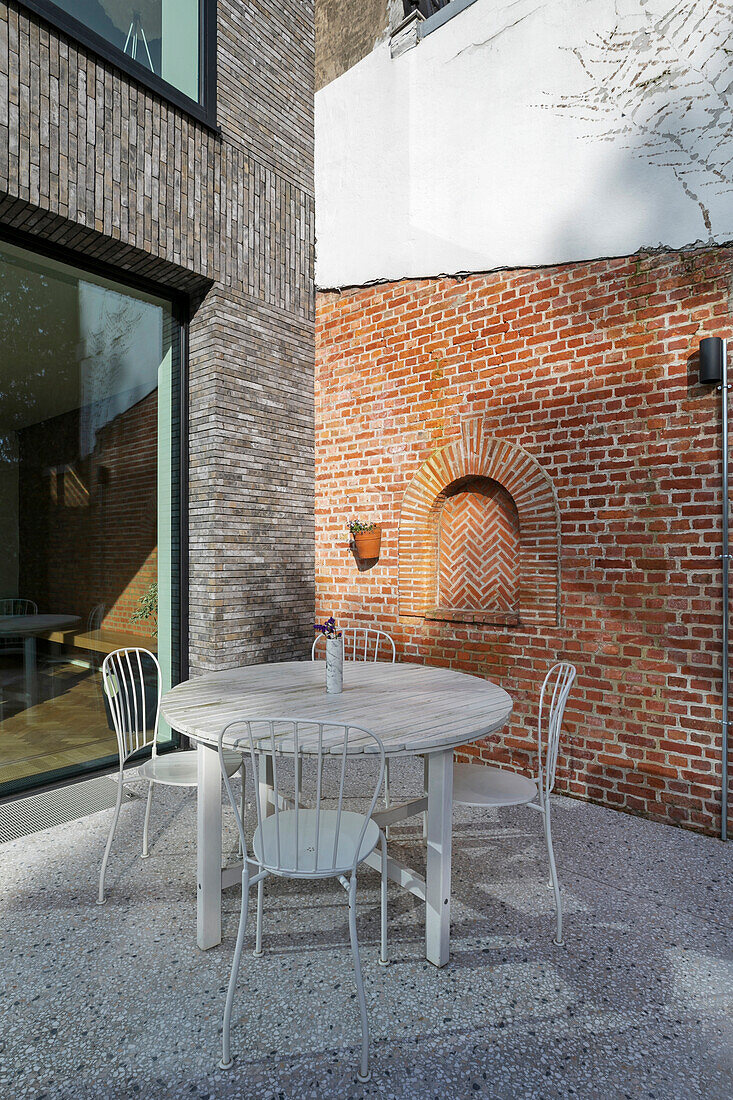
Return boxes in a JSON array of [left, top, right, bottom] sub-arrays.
[[0, 598, 37, 657], [97, 647, 243, 905], [452, 662, 577, 946], [311, 626, 396, 665], [79, 604, 107, 671], [312, 626, 405, 826], [87, 603, 106, 633], [0, 597, 37, 616], [217, 717, 388, 1083]]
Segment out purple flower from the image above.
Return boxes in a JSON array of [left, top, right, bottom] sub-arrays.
[[315, 615, 340, 638]]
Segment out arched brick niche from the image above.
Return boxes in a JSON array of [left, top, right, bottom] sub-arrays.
[[398, 421, 561, 626], [438, 477, 520, 622]]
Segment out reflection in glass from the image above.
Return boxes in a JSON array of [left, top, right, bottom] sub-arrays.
[[0, 241, 180, 796], [49, 0, 201, 102]]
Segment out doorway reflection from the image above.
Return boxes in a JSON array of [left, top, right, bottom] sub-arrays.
[[0, 240, 180, 795]]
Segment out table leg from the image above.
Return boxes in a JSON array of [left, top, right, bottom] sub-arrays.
[[426, 748, 453, 967], [258, 754, 274, 819], [197, 742, 222, 950], [24, 635, 37, 706]]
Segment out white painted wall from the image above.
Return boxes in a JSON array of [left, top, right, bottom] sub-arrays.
[[315, 0, 733, 288]]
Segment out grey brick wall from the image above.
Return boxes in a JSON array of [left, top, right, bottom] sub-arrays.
[[0, 0, 315, 672]]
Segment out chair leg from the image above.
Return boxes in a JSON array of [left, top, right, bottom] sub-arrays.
[[141, 780, 154, 858], [98, 767, 125, 905], [348, 875, 371, 1083], [219, 869, 251, 1070], [384, 758, 391, 839], [238, 769, 245, 860], [253, 877, 264, 957], [379, 831, 388, 966], [543, 804, 564, 946]]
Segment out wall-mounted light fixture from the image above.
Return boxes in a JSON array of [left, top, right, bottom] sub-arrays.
[[700, 335, 729, 841]]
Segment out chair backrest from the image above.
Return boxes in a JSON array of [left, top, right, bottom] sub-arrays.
[[87, 603, 105, 632], [219, 718, 385, 877], [312, 626, 395, 663], [0, 598, 37, 617], [101, 648, 161, 764], [537, 662, 576, 797]]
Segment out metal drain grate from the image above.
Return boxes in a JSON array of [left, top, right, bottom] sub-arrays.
[[0, 777, 137, 844]]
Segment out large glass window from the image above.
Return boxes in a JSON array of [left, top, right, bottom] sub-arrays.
[[25, 1, 206, 108], [0, 240, 181, 796]]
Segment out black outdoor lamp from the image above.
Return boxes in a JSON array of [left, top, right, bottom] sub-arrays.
[[699, 335, 729, 840], [700, 336, 726, 384]]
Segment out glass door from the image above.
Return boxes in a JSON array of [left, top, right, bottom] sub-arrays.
[[0, 239, 181, 796]]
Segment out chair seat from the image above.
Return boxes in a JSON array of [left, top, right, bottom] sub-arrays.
[[139, 749, 242, 787], [253, 809, 380, 877], [452, 763, 538, 808]]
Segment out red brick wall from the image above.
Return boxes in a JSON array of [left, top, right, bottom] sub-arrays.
[[93, 390, 158, 637], [315, 246, 733, 837], [18, 390, 158, 639]]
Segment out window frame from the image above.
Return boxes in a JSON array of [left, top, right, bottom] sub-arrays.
[[0, 221, 190, 799], [16, 0, 218, 130]]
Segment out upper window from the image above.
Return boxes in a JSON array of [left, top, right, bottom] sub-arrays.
[[20, 1, 215, 124]]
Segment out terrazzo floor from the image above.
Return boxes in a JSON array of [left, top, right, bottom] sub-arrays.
[[1, 757, 731, 1099]]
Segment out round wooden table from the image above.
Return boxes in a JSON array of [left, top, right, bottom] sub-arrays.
[[161, 661, 513, 966]]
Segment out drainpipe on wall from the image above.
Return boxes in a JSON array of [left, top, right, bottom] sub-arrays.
[[700, 336, 729, 840]]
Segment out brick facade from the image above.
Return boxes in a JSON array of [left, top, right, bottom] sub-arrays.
[[315, 247, 733, 837], [1, 0, 316, 673]]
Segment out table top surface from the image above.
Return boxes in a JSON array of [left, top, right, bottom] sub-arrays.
[[0, 614, 80, 636], [160, 660, 513, 756]]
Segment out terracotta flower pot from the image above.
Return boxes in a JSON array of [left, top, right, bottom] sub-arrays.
[[353, 525, 382, 559]]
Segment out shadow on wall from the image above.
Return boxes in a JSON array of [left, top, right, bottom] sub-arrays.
[[386, 0, 733, 281], [548, 1, 733, 246]]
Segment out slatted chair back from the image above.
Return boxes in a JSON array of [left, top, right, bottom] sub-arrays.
[[219, 719, 385, 878], [102, 648, 162, 764], [537, 662, 576, 798], [87, 603, 106, 632], [312, 627, 395, 664], [0, 598, 37, 616]]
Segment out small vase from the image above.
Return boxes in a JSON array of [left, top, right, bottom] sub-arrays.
[[325, 635, 344, 694]]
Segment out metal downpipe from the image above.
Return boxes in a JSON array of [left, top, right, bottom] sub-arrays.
[[722, 339, 729, 841]]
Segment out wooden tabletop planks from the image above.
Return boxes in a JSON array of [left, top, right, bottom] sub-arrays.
[[160, 661, 513, 756]]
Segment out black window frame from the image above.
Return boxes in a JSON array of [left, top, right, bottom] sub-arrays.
[[16, 0, 218, 131]]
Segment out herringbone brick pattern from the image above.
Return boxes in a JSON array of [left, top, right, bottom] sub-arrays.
[[437, 479, 519, 612]]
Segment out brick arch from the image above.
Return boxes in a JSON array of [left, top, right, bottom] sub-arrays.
[[398, 419, 561, 625]]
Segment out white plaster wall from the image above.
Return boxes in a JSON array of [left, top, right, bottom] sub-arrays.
[[315, 0, 733, 287]]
